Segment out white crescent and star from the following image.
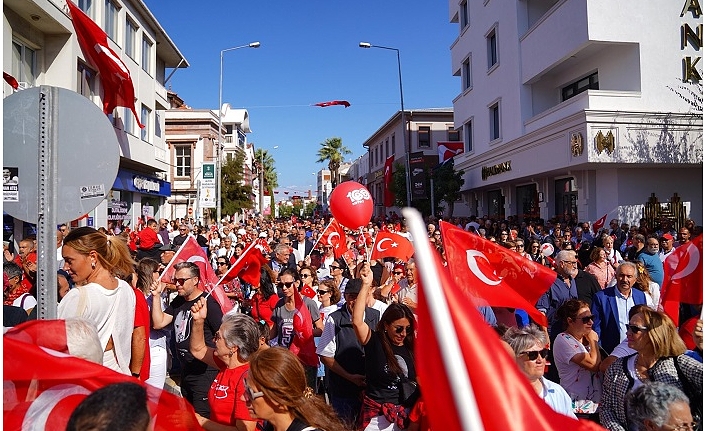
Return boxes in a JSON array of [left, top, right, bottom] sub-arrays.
[[376, 237, 398, 252], [187, 256, 206, 264], [466, 250, 502, 286], [671, 242, 700, 280], [327, 232, 340, 247], [23, 384, 91, 430]]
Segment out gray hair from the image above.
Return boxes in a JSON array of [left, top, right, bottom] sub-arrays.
[[502, 324, 548, 356], [65, 318, 103, 364], [626, 382, 691, 430], [220, 313, 260, 361], [274, 243, 290, 256], [617, 261, 637, 275], [555, 249, 576, 263], [3, 262, 23, 280]]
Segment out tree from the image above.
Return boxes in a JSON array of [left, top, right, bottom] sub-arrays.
[[390, 160, 465, 218], [316, 137, 351, 188], [220, 151, 253, 217], [254, 148, 278, 192]]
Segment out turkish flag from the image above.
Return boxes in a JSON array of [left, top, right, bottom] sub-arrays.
[[661, 235, 703, 324], [160, 236, 233, 315], [437, 141, 464, 164], [300, 284, 317, 299], [383, 155, 395, 207], [4, 320, 202, 431], [592, 214, 607, 234], [219, 240, 269, 287], [370, 230, 415, 262], [320, 219, 347, 258], [440, 221, 554, 326], [66, 1, 143, 128], [409, 214, 605, 431], [313, 100, 350, 108], [289, 290, 319, 367]]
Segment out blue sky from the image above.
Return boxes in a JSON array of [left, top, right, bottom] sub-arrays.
[[144, 1, 459, 199]]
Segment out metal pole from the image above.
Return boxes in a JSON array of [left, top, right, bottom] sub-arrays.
[[259, 151, 264, 216], [217, 51, 224, 226], [396, 49, 412, 209]]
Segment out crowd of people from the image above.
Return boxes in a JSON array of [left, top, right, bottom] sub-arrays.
[[3, 212, 703, 431]]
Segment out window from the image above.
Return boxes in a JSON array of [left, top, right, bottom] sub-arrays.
[[78, 0, 93, 16], [489, 102, 500, 141], [175, 145, 192, 177], [487, 28, 498, 69], [140, 105, 151, 142], [391, 134, 396, 155], [104, 0, 119, 41], [12, 40, 37, 86], [460, 1, 469, 28], [385, 138, 389, 158], [448, 126, 460, 142], [561, 72, 599, 101], [418, 126, 431, 148], [155, 112, 162, 138], [462, 57, 472, 90], [77, 61, 96, 98], [124, 107, 134, 135], [125, 19, 138, 60], [142, 36, 153, 74], [464, 119, 473, 152]]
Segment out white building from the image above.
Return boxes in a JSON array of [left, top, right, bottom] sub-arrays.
[[4, 0, 188, 231], [449, 0, 702, 227]]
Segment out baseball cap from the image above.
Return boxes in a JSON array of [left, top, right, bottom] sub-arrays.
[[344, 279, 362, 295], [159, 243, 176, 252], [660, 233, 674, 240]]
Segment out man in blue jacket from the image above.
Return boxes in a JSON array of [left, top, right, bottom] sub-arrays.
[[590, 261, 647, 354]]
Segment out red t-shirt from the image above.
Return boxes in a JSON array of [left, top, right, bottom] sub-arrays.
[[250, 293, 279, 327], [132, 288, 151, 380], [137, 228, 160, 250], [208, 360, 252, 425]]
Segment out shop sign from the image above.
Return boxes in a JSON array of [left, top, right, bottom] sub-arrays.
[[107, 200, 130, 221], [133, 176, 160, 193], [481, 161, 512, 180]]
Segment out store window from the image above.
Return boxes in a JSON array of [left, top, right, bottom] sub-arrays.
[[516, 184, 538, 219], [487, 190, 505, 219], [554, 178, 577, 220]]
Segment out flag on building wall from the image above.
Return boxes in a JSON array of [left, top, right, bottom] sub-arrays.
[[66, 0, 144, 128], [437, 141, 464, 164]]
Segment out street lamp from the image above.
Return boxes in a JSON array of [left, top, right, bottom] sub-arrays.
[[257, 145, 278, 216], [359, 42, 412, 208], [217, 41, 260, 226]]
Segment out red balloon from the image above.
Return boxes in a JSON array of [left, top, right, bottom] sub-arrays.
[[329, 181, 374, 229]]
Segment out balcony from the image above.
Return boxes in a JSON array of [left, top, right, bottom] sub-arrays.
[[155, 81, 169, 110]]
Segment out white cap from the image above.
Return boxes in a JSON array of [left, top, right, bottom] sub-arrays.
[[258, 232, 268, 238], [237, 228, 246, 235]]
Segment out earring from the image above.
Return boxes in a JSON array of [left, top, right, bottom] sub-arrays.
[[91, 261, 96, 269]]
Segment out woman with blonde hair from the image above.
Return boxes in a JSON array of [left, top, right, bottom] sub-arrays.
[[245, 347, 347, 431], [58, 227, 136, 375], [600, 307, 702, 431], [633, 261, 661, 310]]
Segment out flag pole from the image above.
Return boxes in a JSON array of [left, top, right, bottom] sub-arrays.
[[158, 237, 190, 282], [308, 218, 334, 257], [402, 207, 485, 431], [360, 227, 372, 262], [215, 239, 259, 286]]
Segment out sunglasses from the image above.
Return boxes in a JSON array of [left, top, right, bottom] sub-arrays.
[[243, 384, 264, 403], [576, 314, 596, 324], [317, 290, 330, 295], [626, 324, 649, 334], [173, 277, 194, 285], [217, 261, 228, 266], [393, 325, 412, 334], [520, 349, 549, 360], [393, 271, 404, 275], [330, 266, 340, 270], [280, 281, 294, 288], [301, 273, 312, 278]]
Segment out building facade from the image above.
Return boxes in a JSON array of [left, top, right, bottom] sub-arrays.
[[3, 0, 188, 234], [449, 0, 703, 226], [362, 108, 460, 218], [165, 98, 253, 224]]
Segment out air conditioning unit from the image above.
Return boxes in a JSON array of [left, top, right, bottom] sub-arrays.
[[16, 82, 33, 90]]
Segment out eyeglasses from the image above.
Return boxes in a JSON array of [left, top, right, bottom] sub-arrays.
[[217, 262, 228, 266], [213, 332, 222, 342], [561, 260, 578, 266], [243, 384, 264, 403], [280, 281, 294, 289], [393, 325, 412, 334], [519, 349, 549, 360], [173, 277, 195, 285], [330, 266, 340, 270], [626, 324, 649, 334], [317, 290, 330, 295], [663, 422, 698, 431], [301, 273, 312, 278], [576, 314, 596, 324]]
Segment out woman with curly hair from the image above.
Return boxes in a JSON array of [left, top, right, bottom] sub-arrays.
[[633, 261, 661, 310], [245, 347, 347, 431]]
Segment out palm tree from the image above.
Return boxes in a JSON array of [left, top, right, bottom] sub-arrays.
[[254, 148, 278, 195], [316, 137, 351, 188]]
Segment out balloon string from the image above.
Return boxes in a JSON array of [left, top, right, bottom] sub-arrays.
[[360, 227, 372, 262]]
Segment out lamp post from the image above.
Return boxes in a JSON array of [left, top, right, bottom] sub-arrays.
[[217, 41, 260, 226], [359, 42, 411, 208], [257, 145, 278, 217]]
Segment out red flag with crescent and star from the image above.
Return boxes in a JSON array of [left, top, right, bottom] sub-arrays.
[[289, 289, 319, 367], [383, 155, 395, 207], [159, 236, 233, 315], [370, 230, 415, 262], [437, 141, 464, 164], [66, 0, 143, 128], [592, 213, 607, 234], [313, 100, 350, 108], [440, 221, 554, 326], [320, 219, 347, 258], [661, 235, 703, 324], [4, 320, 203, 431]]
